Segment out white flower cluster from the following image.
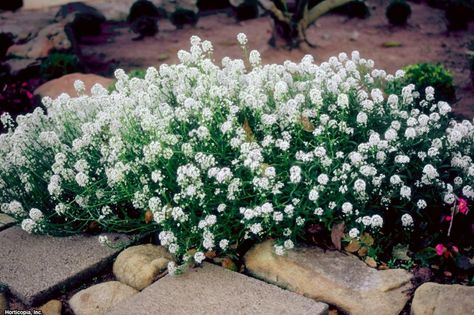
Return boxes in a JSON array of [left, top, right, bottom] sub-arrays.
[[1, 35, 473, 264]]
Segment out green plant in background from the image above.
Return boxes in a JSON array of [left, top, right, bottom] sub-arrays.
[[108, 68, 147, 92], [40, 52, 82, 81], [386, 0, 411, 26], [403, 63, 456, 103]]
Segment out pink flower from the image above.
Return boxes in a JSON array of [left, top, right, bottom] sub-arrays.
[[452, 245, 459, 253], [435, 244, 445, 256], [458, 198, 469, 214]]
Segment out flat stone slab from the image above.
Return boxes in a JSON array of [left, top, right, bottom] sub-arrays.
[[0, 227, 128, 306], [0, 214, 15, 231], [106, 263, 328, 315]]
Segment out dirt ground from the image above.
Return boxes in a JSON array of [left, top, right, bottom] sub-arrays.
[[78, 1, 474, 118]]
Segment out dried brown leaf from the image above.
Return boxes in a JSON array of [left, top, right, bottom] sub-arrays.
[[243, 118, 255, 142], [360, 233, 374, 246], [357, 246, 369, 257], [300, 114, 315, 132], [331, 223, 345, 250], [344, 240, 361, 253], [144, 210, 153, 224], [365, 256, 377, 268]]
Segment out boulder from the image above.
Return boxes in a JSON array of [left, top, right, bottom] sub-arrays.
[[5, 58, 41, 78], [411, 282, 474, 315], [113, 244, 172, 290], [39, 299, 62, 315], [34, 73, 113, 99], [0, 33, 14, 61], [0, 0, 23, 11], [244, 240, 413, 315], [56, 2, 106, 38], [7, 22, 71, 59], [69, 281, 138, 315], [128, 0, 160, 38]]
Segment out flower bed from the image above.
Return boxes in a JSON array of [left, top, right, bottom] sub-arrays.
[[1, 34, 473, 272]]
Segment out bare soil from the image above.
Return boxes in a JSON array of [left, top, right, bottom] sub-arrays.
[[78, 1, 474, 118]]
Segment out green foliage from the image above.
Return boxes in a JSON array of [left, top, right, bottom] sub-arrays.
[[403, 63, 456, 103], [386, 0, 411, 26], [40, 52, 82, 81], [108, 68, 147, 92]]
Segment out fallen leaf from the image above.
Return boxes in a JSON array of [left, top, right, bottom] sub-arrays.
[[392, 244, 410, 261], [157, 53, 169, 61], [378, 262, 389, 270], [360, 233, 374, 246], [382, 41, 402, 48], [331, 223, 345, 250], [222, 257, 238, 271], [205, 251, 216, 259], [344, 240, 361, 253], [144, 210, 153, 224], [243, 118, 255, 142], [357, 246, 369, 257], [365, 256, 377, 268], [300, 114, 315, 132]]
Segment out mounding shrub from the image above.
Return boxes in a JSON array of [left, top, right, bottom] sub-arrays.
[[386, 0, 411, 26], [402, 63, 456, 103], [1, 35, 473, 273]]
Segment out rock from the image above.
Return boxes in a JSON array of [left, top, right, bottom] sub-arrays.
[[233, 0, 259, 21], [56, 2, 106, 38], [69, 281, 138, 315], [106, 263, 328, 315], [7, 22, 71, 59], [162, 0, 198, 14], [0, 213, 16, 231], [128, 0, 160, 38], [244, 240, 413, 315], [169, 9, 199, 29], [113, 244, 172, 290], [34, 73, 114, 99], [0, 0, 23, 11], [91, 0, 164, 21], [39, 299, 62, 315], [0, 33, 14, 61], [411, 282, 474, 315], [0, 292, 8, 314], [0, 226, 128, 305], [5, 58, 41, 77]]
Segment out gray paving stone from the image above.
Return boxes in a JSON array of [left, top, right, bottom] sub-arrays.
[[0, 214, 15, 231], [0, 227, 128, 306], [106, 263, 328, 315]]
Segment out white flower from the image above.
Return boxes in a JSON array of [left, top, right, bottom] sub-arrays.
[[274, 245, 285, 256], [237, 33, 247, 45], [21, 219, 36, 233], [289, 166, 302, 184], [75, 172, 89, 187], [250, 223, 263, 235], [29, 208, 43, 221], [354, 179, 366, 193], [317, 174, 329, 185], [400, 185, 411, 200], [342, 202, 353, 215], [349, 228, 360, 238], [284, 239, 294, 249], [98, 235, 109, 245], [308, 188, 319, 201], [417, 199, 427, 209], [401, 214, 414, 227], [370, 215, 383, 228], [194, 251, 206, 264]]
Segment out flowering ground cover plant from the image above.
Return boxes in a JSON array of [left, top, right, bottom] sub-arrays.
[[0, 34, 473, 273]]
